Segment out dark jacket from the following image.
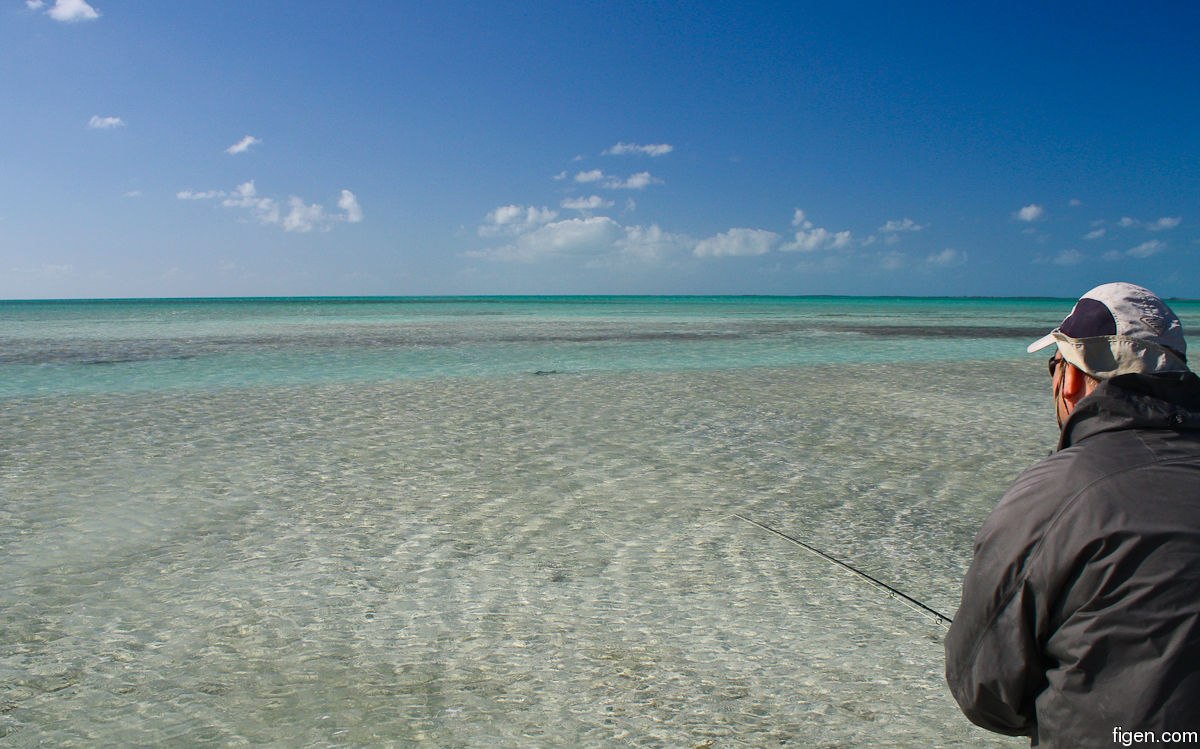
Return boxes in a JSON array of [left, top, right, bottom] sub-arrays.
[[945, 372, 1200, 747]]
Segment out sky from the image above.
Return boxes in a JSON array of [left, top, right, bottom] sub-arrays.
[[2, 1, 1199, 299]]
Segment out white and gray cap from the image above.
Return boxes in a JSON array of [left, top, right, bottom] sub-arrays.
[[1027, 282, 1189, 378]]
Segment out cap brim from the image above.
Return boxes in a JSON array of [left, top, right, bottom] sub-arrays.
[[1027, 332, 1058, 354]]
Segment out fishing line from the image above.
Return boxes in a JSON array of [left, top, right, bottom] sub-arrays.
[[733, 513, 953, 627]]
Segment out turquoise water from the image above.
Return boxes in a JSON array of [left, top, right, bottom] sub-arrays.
[[2, 297, 1196, 747], [0, 296, 1079, 398]]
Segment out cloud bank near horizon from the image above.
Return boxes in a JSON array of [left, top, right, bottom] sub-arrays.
[[467, 145, 978, 277]]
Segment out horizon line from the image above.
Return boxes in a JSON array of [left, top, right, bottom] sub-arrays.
[[0, 292, 1114, 304]]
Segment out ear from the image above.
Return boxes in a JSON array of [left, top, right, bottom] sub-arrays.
[[1060, 363, 1091, 407]]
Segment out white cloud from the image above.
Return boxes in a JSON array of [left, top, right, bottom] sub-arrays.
[[225, 135, 262, 155], [474, 217, 624, 262], [1050, 249, 1085, 266], [604, 142, 674, 157], [87, 115, 124, 129], [180, 180, 361, 231], [39, 0, 99, 22], [1015, 204, 1045, 222], [222, 180, 271, 206], [561, 195, 614, 212], [1149, 216, 1182, 231], [570, 170, 661, 190], [878, 218, 925, 245], [338, 190, 363, 223], [221, 181, 281, 225], [781, 209, 852, 252], [925, 248, 966, 267], [471, 207, 688, 266], [1084, 228, 1106, 240], [610, 224, 690, 265], [478, 204, 558, 237], [123, 190, 142, 198], [1113, 216, 1180, 230], [879, 218, 925, 233], [782, 209, 851, 252], [177, 189, 225, 200], [605, 172, 661, 190], [277, 191, 361, 231], [1102, 239, 1167, 261], [1127, 240, 1165, 258], [1113, 214, 1180, 229], [1069, 199, 1084, 207], [783, 227, 852, 253], [282, 197, 326, 233], [694, 228, 779, 257]]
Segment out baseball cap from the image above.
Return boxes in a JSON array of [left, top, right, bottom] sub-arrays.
[[1027, 282, 1189, 378]]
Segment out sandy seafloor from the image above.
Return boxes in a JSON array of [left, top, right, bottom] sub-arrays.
[[1, 353, 1055, 747]]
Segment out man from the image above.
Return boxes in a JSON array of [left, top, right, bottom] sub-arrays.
[[945, 282, 1200, 746]]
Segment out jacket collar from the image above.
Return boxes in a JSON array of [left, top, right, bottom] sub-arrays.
[[1058, 372, 1200, 451]]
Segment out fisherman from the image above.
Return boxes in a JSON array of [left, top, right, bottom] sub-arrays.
[[945, 283, 1200, 746]]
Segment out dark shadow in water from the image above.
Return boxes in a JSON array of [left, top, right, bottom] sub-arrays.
[[0, 323, 1043, 366]]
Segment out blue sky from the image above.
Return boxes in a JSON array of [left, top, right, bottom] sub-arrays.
[[2, 1, 1198, 299]]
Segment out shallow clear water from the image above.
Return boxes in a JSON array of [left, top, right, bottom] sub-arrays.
[[3, 297, 1196, 746]]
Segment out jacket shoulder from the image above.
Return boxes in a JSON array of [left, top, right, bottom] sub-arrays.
[[985, 428, 1163, 545]]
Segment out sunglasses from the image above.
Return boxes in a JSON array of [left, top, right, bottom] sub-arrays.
[[1048, 354, 1064, 377]]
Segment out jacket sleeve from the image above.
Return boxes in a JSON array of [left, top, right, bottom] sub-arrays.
[[944, 463, 1061, 736]]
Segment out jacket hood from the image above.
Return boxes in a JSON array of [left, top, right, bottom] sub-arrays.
[[1058, 372, 1200, 451]]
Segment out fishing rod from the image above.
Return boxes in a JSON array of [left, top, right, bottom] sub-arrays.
[[733, 513, 954, 627]]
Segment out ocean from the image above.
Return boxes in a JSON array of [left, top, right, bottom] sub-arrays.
[[4, 296, 1197, 747]]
